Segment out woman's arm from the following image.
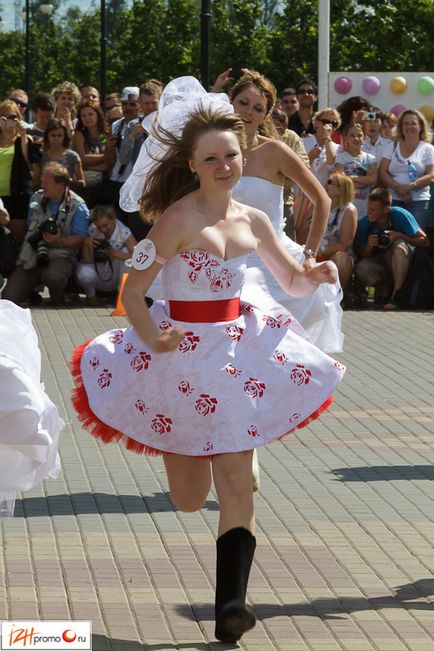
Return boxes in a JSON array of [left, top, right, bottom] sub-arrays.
[[108, 234, 138, 261], [252, 208, 337, 297], [73, 159, 85, 188], [274, 140, 331, 255], [350, 162, 377, 187], [320, 205, 358, 257], [72, 131, 106, 168], [378, 156, 399, 191]]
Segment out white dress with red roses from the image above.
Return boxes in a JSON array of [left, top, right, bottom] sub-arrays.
[[71, 250, 345, 457], [232, 176, 344, 354]]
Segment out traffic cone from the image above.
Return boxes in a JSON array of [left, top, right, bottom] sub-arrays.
[[111, 272, 128, 317]]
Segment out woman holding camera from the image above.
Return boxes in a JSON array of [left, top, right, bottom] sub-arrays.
[[378, 109, 434, 230], [75, 203, 136, 305], [0, 100, 33, 246]]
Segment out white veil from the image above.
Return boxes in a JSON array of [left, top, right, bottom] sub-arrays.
[[119, 76, 234, 213]]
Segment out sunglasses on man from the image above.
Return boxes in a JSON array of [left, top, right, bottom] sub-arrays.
[[9, 98, 27, 109]]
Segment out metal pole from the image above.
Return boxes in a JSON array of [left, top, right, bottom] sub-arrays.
[[200, 0, 211, 90], [318, 0, 330, 109], [100, 0, 107, 103], [24, 0, 30, 103]]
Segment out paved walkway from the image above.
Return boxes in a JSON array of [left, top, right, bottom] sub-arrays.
[[1, 307, 434, 651]]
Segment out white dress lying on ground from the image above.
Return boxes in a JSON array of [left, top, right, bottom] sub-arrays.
[[232, 176, 344, 354], [0, 300, 63, 516]]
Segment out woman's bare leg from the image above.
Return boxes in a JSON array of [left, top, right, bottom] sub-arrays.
[[212, 450, 255, 536], [164, 454, 212, 512], [212, 450, 256, 643]]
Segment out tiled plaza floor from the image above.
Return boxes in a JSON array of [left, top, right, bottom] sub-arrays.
[[1, 307, 433, 651]]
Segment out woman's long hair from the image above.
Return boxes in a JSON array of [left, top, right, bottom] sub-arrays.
[[230, 70, 279, 139], [140, 106, 245, 222], [75, 101, 109, 136]]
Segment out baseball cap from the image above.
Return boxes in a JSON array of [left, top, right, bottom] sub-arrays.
[[121, 86, 140, 101]]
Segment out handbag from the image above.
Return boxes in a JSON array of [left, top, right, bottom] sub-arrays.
[[83, 169, 103, 187]]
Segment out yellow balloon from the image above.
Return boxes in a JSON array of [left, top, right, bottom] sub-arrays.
[[418, 104, 434, 123], [390, 76, 407, 94]]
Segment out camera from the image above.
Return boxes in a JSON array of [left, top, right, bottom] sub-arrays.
[[362, 111, 377, 121], [94, 238, 111, 263], [27, 218, 59, 267], [368, 225, 390, 250], [231, 67, 244, 81]]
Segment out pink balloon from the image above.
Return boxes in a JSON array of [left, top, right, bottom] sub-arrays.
[[390, 104, 406, 116], [334, 76, 352, 95], [362, 76, 381, 95]]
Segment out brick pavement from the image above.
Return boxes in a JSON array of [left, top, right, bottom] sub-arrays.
[[1, 307, 434, 651]]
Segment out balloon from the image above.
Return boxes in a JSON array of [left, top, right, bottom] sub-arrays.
[[390, 76, 407, 95], [334, 76, 352, 95], [390, 104, 406, 117], [417, 76, 434, 96], [362, 76, 381, 95], [418, 104, 434, 123]]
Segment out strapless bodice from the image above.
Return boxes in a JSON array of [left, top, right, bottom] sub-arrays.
[[161, 249, 247, 301], [233, 176, 286, 238]]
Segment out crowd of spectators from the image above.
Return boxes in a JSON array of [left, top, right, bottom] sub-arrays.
[[0, 72, 433, 311]]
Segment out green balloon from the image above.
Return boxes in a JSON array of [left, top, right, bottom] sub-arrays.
[[417, 76, 434, 96]]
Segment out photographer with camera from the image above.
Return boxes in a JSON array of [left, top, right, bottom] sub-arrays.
[[75, 203, 136, 305], [354, 188, 428, 309], [2, 162, 89, 306]]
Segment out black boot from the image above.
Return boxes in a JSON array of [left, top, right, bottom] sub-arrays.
[[214, 527, 256, 643]]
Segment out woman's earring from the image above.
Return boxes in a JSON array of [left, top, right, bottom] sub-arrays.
[[243, 157, 247, 166], [193, 172, 199, 181]]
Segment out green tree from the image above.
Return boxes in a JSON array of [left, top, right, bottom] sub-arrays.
[[210, 0, 269, 84]]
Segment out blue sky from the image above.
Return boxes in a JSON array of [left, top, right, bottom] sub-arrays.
[[1, 1, 95, 32]]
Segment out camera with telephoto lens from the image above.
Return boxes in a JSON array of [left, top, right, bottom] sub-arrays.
[[94, 238, 110, 263], [27, 217, 59, 267], [368, 224, 390, 250]]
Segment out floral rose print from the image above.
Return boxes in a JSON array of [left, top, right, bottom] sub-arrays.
[[290, 364, 312, 385], [178, 380, 194, 396], [109, 330, 124, 344], [209, 268, 233, 292], [135, 399, 149, 414], [203, 441, 214, 453], [131, 351, 152, 372], [159, 320, 172, 331], [241, 303, 254, 313], [262, 315, 281, 328], [247, 425, 259, 437], [243, 377, 266, 398], [195, 394, 218, 416], [181, 250, 219, 283], [289, 412, 301, 424], [97, 368, 112, 389], [178, 331, 200, 353], [225, 324, 244, 341], [89, 354, 100, 369], [225, 363, 241, 377], [334, 361, 346, 372], [151, 413, 172, 434], [276, 313, 293, 327], [273, 350, 288, 365], [124, 343, 135, 354]]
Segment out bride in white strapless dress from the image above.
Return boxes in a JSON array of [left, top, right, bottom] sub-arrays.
[[233, 176, 343, 353], [229, 71, 343, 354]]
